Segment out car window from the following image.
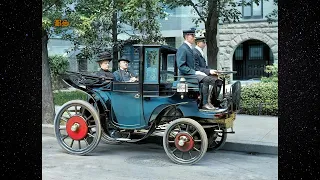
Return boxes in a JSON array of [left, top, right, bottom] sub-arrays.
[[144, 48, 159, 83], [160, 54, 175, 83]]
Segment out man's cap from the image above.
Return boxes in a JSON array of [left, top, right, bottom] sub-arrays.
[[118, 56, 130, 63], [96, 51, 112, 62], [183, 29, 196, 36]]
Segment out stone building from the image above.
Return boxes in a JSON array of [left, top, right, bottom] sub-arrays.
[[217, 21, 278, 80], [159, 0, 278, 80]]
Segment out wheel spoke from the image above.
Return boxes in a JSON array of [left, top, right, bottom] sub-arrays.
[[88, 125, 96, 128], [78, 140, 81, 149], [176, 125, 181, 131], [87, 133, 95, 138], [66, 110, 72, 117], [185, 124, 189, 132], [59, 126, 66, 130], [84, 138, 89, 146], [74, 106, 77, 114], [168, 141, 175, 143], [193, 147, 200, 152], [61, 116, 68, 122], [194, 139, 202, 143], [181, 152, 184, 159], [81, 107, 85, 116], [188, 151, 193, 159], [61, 135, 69, 140], [169, 132, 176, 138], [70, 139, 74, 148], [191, 130, 198, 136], [86, 115, 93, 121], [171, 148, 178, 153]]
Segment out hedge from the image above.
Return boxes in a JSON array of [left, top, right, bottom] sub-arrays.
[[54, 91, 87, 106], [240, 82, 278, 116]]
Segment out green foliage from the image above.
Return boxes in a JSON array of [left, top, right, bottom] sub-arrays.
[[42, 0, 68, 35], [61, 0, 167, 62], [265, 0, 278, 23], [240, 82, 278, 116], [240, 63, 278, 116], [49, 55, 70, 89], [261, 64, 278, 83], [49, 55, 70, 77], [54, 91, 87, 106]]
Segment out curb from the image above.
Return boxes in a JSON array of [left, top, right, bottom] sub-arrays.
[[43, 124, 278, 155]]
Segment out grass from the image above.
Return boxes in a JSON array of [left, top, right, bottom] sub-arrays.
[[53, 90, 88, 106]]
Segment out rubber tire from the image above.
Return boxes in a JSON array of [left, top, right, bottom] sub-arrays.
[[163, 118, 208, 165], [54, 100, 102, 155], [207, 128, 227, 151]]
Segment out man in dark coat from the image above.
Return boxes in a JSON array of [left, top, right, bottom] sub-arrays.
[[95, 51, 114, 80], [176, 29, 216, 110], [194, 36, 223, 108], [113, 56, 138, 82]]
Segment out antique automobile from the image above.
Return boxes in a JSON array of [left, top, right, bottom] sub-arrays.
[[54, 44, 241, 165]]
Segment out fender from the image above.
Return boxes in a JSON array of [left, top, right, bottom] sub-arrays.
[[149, 102, 187, 126]]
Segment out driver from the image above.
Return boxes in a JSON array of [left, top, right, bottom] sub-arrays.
[[95, 51, 114, 80], [113, 56, 138, 82]]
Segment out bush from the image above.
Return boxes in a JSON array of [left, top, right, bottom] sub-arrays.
[[49, 55, 70, 90], [261, 64, 278, 83], [53, 91, 88, 106], [240, 82, 278, 116]]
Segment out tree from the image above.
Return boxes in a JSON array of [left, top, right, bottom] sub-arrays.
[[63, 0, 167, 71], [163, 0, 278, 69], [265, 0, 278, 24], [42, 0, 67, 124]]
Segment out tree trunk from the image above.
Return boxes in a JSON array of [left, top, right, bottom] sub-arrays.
[[112, 10, 118, 71], [42, 29, 55, 124], [205, 1, 219, 69]]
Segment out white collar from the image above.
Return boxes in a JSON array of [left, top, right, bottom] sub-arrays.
[[184, 40, 193, 49], [195, 46, 204, 57]]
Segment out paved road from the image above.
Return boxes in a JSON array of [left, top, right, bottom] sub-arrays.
[[43, 134, 278, 180]]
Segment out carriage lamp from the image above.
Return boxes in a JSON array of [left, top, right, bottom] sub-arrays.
[[177, 77, 188, 99]]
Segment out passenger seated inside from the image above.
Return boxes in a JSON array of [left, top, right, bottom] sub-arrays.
[[113, 56, 139, 82], [95, 51, 114, 82], [95, 52, 114, 83]]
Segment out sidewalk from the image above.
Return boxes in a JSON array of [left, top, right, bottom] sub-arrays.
[[43, 106, 278, 155]]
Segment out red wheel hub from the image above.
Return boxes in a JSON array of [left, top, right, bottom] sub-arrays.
[[66, 116, 88, 140], [174, 132, 195, 152]]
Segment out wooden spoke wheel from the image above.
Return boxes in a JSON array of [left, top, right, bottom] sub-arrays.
[[163, 118, 208, 165], [206, 127, 227, 151], [54, 100, 101, 155], [84, 98, 121, 145]]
